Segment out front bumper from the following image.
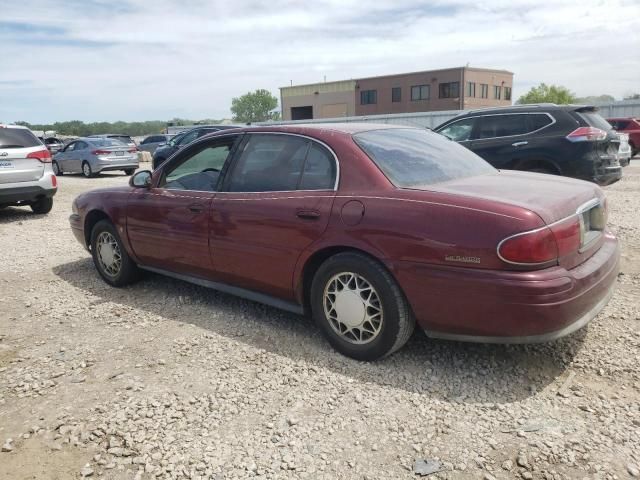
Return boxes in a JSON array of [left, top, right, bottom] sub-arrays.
[[69, 213, 88, 250], [394, 233, 620, 343], [593, 166, 622, 186]]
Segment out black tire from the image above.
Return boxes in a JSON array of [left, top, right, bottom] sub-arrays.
[[123, 168, 135, 176], [52, 161, 63, 176], [310, 252, 414, 361], [90, 219, 140, 287], [82, 161, 95, 178], [30, 197, 53, 214]]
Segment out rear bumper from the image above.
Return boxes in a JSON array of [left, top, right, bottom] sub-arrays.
[[593, 166, 622, 185], [394, 233, 620, 342], [95, 160, 138, 173], [0, 175, 57, 205]]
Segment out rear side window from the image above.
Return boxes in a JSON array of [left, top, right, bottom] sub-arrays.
[[529, 113, 554, 131], [0, 128, 40, 148], [299, 144, 336, 190], [476, 114, 529, 139], [576, 111, 612, 131], [354, 128, 495, 187]]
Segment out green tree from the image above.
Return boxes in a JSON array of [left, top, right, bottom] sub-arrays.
[[230, 89, 279, 123], [517, 83, 577, 105]]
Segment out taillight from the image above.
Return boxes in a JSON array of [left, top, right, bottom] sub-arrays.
[[92, 149, 111, 155], [566, 127, 607, 142], [27, 149, 52, 163], [498, 217, 581, 266], [51, 175, 57, 188], [128, 148, 137, 153]]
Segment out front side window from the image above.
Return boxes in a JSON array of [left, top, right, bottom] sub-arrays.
[[178, 129, 201, 146], [392, 87, 401, 103], [466, 82, 476, 98], [476, 114, 528, 139], [226, 134, 336, 192], [493, 86, 502, 100], [354, 128, 494, 187], [162, 137, 237, 191], [75, 141, 88, 150], [480, 84, 489, 99], [437, 117, 476, 141], [411, 85, 430, 101], [360, 90, 377, 105], [64, 142, 77, 152], [439, 82, 460, 99]]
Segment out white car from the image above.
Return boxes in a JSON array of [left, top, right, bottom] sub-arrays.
[[617, 132, 632, 167], [0, 124, 57, 214]]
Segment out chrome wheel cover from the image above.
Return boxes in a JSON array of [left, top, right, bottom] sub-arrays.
[[323, 272, 383, 344], [96, 231, 122, 277]]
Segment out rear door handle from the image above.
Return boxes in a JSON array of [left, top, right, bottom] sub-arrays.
[[296, 209, 320, 220], [512, 141, 528, 147], [188, 204, 204, 213]]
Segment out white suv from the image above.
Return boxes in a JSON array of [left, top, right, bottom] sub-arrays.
[[0, 124, 57, 214]]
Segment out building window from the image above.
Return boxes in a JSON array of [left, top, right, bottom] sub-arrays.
[[360, 89, 377, 105], [411, 85, 430, 101], [480, 84, 489, 99], [392, 87, 401, 103], [439, 82, 460, 99], [504, 87, 512, 101], [466, 82, 476, 98], [494, 85, 502, 100]]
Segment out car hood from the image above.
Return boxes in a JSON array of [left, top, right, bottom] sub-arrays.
[[413, 171, 603, 225]]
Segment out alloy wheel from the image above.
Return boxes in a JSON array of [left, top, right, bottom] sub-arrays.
[[323, 272, 383, 344]]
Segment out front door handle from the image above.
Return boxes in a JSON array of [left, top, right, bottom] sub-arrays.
[[296, 209, 320, 220], [188, 204, 204, 213], [512, 141, 528, 147]]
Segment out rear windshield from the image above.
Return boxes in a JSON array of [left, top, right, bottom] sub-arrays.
[[108, 135, 133, 143], [90, 138, 128, 147], [0, 128, 41, 148], [353, 128, 495, 187], [577, 111, 612, 131]]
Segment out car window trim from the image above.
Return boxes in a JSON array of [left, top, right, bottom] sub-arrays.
[[219, 132, 340, 193], [468, 112, 557, 141]]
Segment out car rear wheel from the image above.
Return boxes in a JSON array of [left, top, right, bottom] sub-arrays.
[[123, 168, 135, 176], [30, 197, 53, 214], [90, 219, 140, 287], [52, 161, 63, 176], [310, 252, 414, 361], [82, 161, 95, 178]]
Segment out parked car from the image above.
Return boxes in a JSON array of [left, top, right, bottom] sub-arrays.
[[69, 124, 619, 360], [152, 125, 239, 169], [0, 124, 57, 214], [53, 137, 138, 178], [43, 137, 64, 155], [138, 134, 174, 155], [88, 134, 137, 149], [617, 132, 632, 167], [435, 104, 622, 186], [607, 117, 640, 157]]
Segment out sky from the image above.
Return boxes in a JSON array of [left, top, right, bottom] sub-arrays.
[[1, 0, 639, 124]]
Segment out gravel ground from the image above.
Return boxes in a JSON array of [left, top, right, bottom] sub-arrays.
[[1, 162, 639, 480]]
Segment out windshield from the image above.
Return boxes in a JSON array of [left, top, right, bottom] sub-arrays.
[[353, 128, 495, 187]]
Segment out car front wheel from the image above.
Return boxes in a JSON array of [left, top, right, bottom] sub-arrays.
[[311, 252, 414, 361], [90, 219, 140, 287]]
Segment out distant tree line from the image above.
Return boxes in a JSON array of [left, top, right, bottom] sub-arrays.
[[13, 118, 224, 137]]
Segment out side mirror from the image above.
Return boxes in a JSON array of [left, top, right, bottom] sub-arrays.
[[130, 170, 152, 188]]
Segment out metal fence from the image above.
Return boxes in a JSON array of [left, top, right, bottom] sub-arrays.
[[258, 100, 640, 128]]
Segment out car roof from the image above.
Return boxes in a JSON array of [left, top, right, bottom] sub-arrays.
[[458, 103, 598, 116], [225, 123, 414, 136], [0, 124, 29, 130]]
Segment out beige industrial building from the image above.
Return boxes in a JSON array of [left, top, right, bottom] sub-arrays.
[[280, 66, 514, 121]]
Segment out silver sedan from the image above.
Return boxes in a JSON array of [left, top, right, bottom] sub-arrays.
[[52, 138, 139, 178]]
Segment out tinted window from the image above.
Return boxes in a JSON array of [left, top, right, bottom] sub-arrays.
[[439, 82, 460, 99], [178, 130, 201, 146], [480, 84, 489, 99], [529, 114, 553, 131], [299, 144, 336, 190], [476, 114, 528, 139], [354, 128, 495, 187], [90, 138, 125, 148], [75, 141, 88, 150], [163, 138, 236, 191], [360, 90, 377, 105], [45, 138, 61, 145], [227, 134, 309, 192], [437, 117, 476, 141], [392, 87, 401, 103], [466, 82, 476, 97], [411, 85, 429, 101], [64, 142, 77, 152], [109, 135, 132, 144], [577, 111, 612, 131], [612, 120, 629, 129], [0, 128, 40, 148]]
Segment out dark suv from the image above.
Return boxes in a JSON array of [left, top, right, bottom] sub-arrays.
[[435, 104, 622, 185]]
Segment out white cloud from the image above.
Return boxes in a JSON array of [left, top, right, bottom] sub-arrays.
[[0, 0, 638, 123]]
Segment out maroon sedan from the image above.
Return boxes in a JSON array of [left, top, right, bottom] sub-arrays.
[[69, 124, 620, 360]]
